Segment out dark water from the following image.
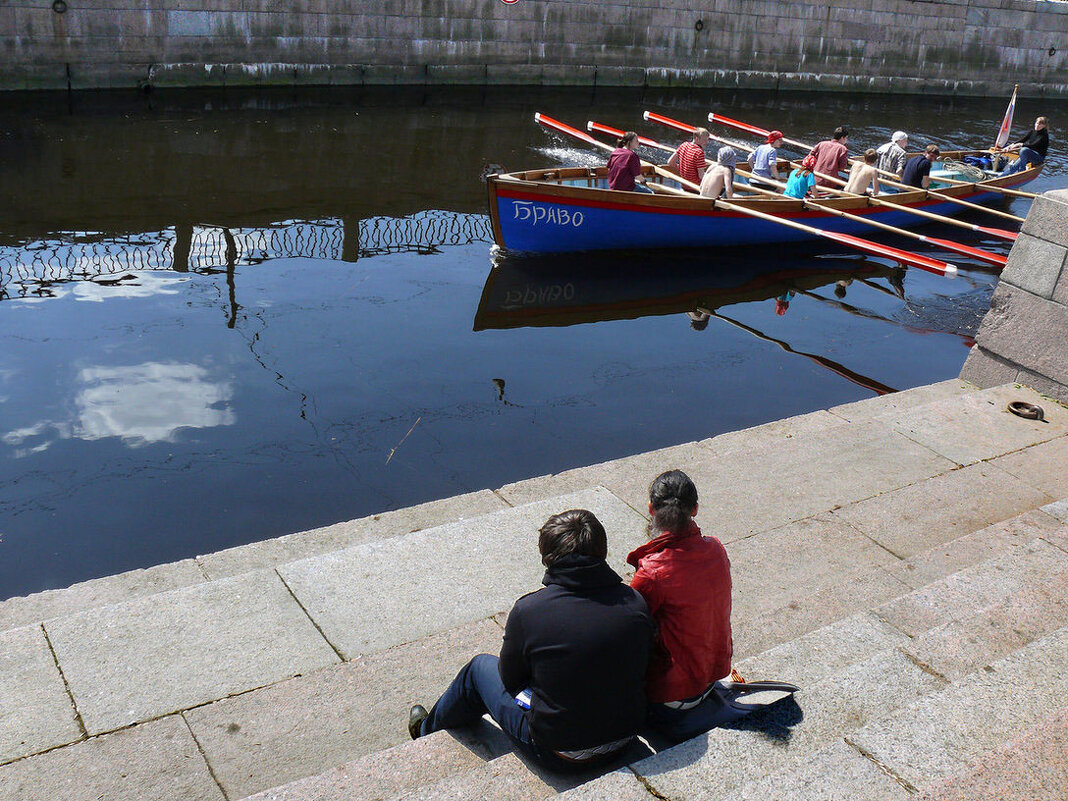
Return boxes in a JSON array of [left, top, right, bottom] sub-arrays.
[[1, 86, 1064, 599]]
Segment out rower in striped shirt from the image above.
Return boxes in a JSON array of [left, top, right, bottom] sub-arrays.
[[667, 128, 710, 185]]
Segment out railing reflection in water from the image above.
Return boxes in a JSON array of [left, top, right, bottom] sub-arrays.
[[0, 211, 493, 300]]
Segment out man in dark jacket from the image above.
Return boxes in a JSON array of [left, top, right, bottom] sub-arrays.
[[409, 509, 654, 770], [1001, 116, 1050, 176]]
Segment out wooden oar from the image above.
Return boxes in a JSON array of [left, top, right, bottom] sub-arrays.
[[644, 111, 1019, 243], [702, 110, 1028, 223], [536, 113, 958, 276], [590, 120, 1004, 266]]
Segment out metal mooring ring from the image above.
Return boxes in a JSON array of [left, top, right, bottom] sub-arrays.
[[1007, 401, 1045, 421], [52, 0, 67, 13]]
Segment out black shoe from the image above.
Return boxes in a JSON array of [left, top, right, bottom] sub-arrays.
[[408, 704, 429, 740]]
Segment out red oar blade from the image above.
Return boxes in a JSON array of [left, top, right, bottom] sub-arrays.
[[707, 112, 770, 137], [825, 231, 958, 276], [534, 113, 603, 149], [644, 110, 696, 135], [587, 121, 666, 152], [978, 226, 1019, 242], [923, 237, 1008, 268]]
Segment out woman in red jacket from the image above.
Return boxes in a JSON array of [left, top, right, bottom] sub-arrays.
[[627, 469, 734, 741]]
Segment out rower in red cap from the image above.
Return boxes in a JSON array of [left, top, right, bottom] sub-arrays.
[[747, 129, 784, 188]]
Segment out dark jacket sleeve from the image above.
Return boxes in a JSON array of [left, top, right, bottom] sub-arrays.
[[499, 605, 530, 694]]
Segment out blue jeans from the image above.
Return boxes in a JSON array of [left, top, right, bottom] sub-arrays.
[[1001, 146, 1044, 175], [421, 654, 597, 772]]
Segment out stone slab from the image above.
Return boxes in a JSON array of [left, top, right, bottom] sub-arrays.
[[916, 706, 1068, 800], [701, 410, 847, 457], [989, 435, 1068, 502], [46, 569, 339, 735], [397, 752, 553, 801], [735, 612, 909, 689], [556, 769, 657, 800], [732, 567, 912, 660], [958, 346, 1019, 390], [496, 442, 704, 509], [998, 233, 1067, 299], [240, 729, 496, 801], [874, 538, 1068, 637], [1041, 497, 1068, 526], [187, 619, 505, 800], [0, 559, 206, 633], [198, 490, 509, 580], [972, 290, 1068, 388], [0, 715, 224, 801], [724, 738, 911, 801], [831, 460, 1052, 558], [870, 384, 1068, 467], [903, 571, 1068, 681], [850, 627, 1068, 788], [827, 379, 976, 423], [633, 648, 943, 799], [728, 513, 898, 620], [279, 488, 649, 659], [1019, 188, 1068, 245], [883, 508, 1053, 589], [0, 625, 82, 765]]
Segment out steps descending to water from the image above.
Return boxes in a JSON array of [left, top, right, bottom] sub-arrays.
[[2, 380, 1067, 801]]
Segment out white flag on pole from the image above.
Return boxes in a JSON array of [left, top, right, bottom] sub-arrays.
[[994, 85, 1017, 149]]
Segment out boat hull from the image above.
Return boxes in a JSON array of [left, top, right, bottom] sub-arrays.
[[487, 166, 1038, 254]]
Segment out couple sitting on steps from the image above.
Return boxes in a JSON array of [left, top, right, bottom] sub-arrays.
[[408, 470, 736, 771]]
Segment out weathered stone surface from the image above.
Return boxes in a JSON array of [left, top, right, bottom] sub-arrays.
[[971, 287, 1068, 388], [556, 769, 657, 800], [633, 648, 943, 799], [883, 508, 1051, 589], [850, 627, 1068, 788], [903, 571, 1068, 680], [998, 233, 1067, 299], [735, 612, 909, 689], [990, 434, 1068, 501], [916, 706, 1068, 800], [0, 558, 205, 633], [0, 625, 82, 765], [279, 488, 648, 659], [831, 460, 1052, 558], [241, 729, 497, 801], [397, 752, 553, 801], [958, 346, 1019, 391], [728, 513, 898, 620], [0, 716, 224, 801], [1013, 365, 1068, 404], [197, 489, 508, 580], [871, 383, 1068, 467], [702, 410, 846, 457], [874, 538, 1068, 637], [733, 567, 911, 660], [724, 738, 911, 801], [1041, 496, 1068, 525], [46, 570, 339, 735], [827, 379, 975, 423], [186, 619, 504, 800], [1019, 188, 1068, 245]]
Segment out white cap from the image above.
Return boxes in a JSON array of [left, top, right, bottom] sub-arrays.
[[892, 131, 908, 143]]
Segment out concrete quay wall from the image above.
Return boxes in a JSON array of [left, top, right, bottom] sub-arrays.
[[961, 188, 1068, 404], [3, 0, 1068, 94]]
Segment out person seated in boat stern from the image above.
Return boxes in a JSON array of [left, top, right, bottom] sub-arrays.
[[876, 131, 909, 179], [808, 126, 851, 187], [843, 148, 881, 196], [783, 155, 818, 199], [668, 127, 711, 185], [699, 146, 738, 198], [608, 131, 652, 193], [408, 509, 654, 771], [627, 470, 735, 743], [1001, 116, 1049, 176], [901, 144, 941, 189], [747, 129, 784, 187]]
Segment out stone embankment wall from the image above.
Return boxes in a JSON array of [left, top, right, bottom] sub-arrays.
[[2, 0, 1068, 94], [961, 189, 1068, 403]]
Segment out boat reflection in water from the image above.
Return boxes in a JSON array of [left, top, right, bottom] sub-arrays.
[[474, 248, 913, 396]]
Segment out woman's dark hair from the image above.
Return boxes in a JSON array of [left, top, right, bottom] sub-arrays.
[[648, 469, 698, 534], [618, 131, 638, 147], [538, 509, 608, 567]]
